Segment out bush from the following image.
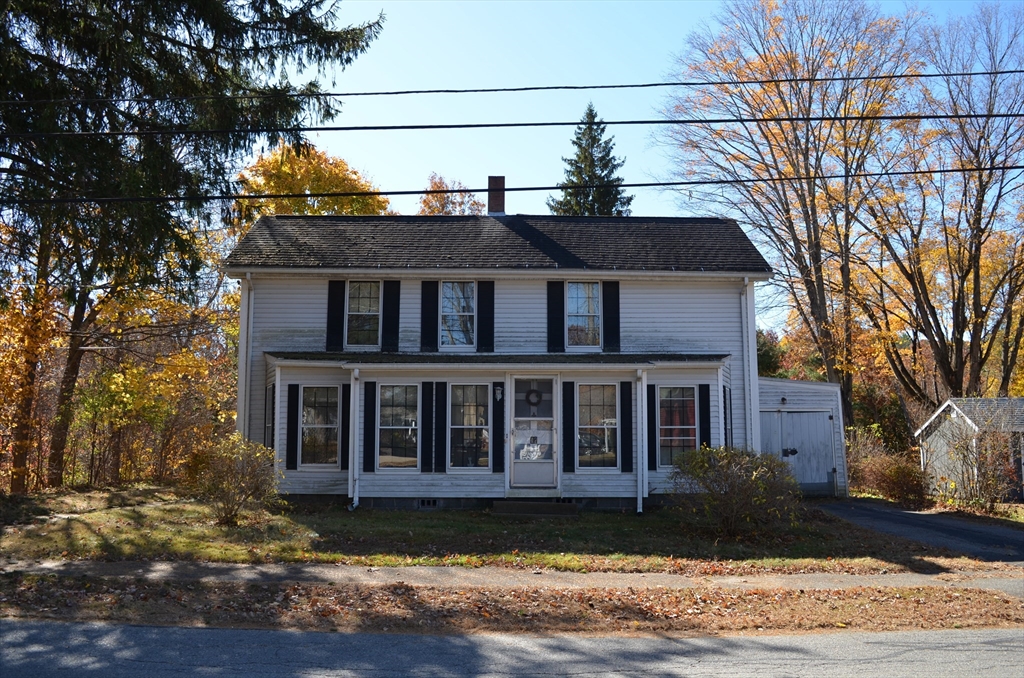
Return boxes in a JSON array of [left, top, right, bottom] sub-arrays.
[[186, 432, 280, 525], [853, 454, 928, 507], [670, 446, 800, 538]]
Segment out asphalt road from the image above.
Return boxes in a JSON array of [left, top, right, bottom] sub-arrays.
[[1, 619, 1021, 677], [819, 500, 1024, 565]]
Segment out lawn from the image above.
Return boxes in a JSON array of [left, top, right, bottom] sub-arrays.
[[0, 487, 995, 575]]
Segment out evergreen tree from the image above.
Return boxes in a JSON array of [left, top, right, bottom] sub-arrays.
[[547, 103, 634, 216]]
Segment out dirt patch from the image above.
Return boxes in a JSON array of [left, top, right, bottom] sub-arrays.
[[1, 573, 1021, 636]]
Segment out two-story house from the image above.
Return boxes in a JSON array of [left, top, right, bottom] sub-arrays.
[[225, 183, 844, 509]]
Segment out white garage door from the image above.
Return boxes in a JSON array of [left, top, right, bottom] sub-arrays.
[[760, 411, 836, 494]]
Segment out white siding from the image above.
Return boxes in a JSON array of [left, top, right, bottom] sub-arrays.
[[494, 279, 548, 353], [398, 281, 421, 352]]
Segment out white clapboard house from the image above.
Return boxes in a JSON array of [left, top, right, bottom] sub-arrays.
[[225, 181, 845, 509]]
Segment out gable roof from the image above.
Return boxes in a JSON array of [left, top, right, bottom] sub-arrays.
[[915, 398, 1024, 438], [224, 214, 773, 274]]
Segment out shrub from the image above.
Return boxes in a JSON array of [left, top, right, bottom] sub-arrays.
[[670, 446, 800, 538], [853, 454, 928, 507], [186, 432, 280, 525]]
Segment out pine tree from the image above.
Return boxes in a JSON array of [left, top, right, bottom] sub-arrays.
[[547, 103, 634, 216]]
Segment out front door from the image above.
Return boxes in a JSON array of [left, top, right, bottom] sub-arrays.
[[510, 377, 557, 488]]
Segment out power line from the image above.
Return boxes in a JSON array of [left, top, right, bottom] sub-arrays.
[[2, 69, 1022, 107], [4, 165, 1020, 206], [3, 112, 1022, 140]]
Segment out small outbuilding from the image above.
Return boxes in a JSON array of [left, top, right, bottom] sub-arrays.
[[759, 377, 847, 497], [915, 398, 1024, 501]]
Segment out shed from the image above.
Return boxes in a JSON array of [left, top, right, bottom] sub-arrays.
[[759, 377, 847, 497], [915, 398, 1024, 501]]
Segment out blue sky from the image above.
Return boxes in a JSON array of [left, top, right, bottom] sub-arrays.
[[307, 0, 981, 218]]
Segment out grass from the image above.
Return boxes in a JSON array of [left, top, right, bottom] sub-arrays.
[[0, 487, 999, 575]]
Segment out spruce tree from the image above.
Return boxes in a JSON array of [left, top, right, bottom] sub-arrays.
[[547, 103, 634, 216]]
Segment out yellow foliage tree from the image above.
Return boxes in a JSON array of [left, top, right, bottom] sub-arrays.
[[234, 143, 390, 235], [417, 173, 484, 216]]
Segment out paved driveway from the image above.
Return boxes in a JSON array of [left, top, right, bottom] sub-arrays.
[[819, 500, 1024, 565]]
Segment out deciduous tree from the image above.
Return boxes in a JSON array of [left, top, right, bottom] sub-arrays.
[[417, 173, 484, 216]]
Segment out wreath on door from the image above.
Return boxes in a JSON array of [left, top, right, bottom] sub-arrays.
[[524, 388, 543, 407]]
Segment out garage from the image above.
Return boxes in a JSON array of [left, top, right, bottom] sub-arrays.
[[759, 378, 847, 497]]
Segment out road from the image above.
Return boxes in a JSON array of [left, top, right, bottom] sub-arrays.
[[819, 500, 1024, 564], [1, 619, 1021, 677]]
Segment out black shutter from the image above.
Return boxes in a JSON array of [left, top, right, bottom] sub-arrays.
[[722, 386, 732, 448], [477, 281, 494, 353], [340, 384, 351, 471], [326, 280, 346, 351], [647, 384, 658, 471], [420, 382, 434, 472], [286, 384, 299, 470], [562, 380, 575, 473], [547, 281, 565, 353], [420, 281, 438, 352], [603, 281, 620, 352], [434, 382, 447, 473], [382, 281, 401, 352], [698, 384, 712, 449], [363, 382, 377, 473], [492, 382, 505, 473], [620, 381, 633, 473]]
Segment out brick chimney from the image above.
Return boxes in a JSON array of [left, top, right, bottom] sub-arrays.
[[487, 176, 505, 216]]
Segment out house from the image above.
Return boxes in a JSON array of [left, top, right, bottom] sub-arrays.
[[915, 398, 1024, 501], [224, 179, 843, 510]]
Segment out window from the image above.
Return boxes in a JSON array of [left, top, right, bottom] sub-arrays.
[[264, 384, 276, 449], [450, 384, 489, 469], [659, 386, 696, 466], [441, 281, 475, 347], [301, 386, 338, 465], [347, 281, 380, 347], [578, 384, 617, 469], [378, 385, 418, 469], [567, 282, 600, 347]]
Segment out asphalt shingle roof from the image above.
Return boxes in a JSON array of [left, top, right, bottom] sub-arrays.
[[224, 214, 772, 273], [950, 398, 1024, 431]]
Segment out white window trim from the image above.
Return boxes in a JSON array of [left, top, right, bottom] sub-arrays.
[[344, 280, 382, 351], [376, 382, 420, 472], [566, 281, 602, 352], [447, 381, 491, 472], [575, 381, 620, 473], [298, 384, 341, 468], [656, 384, 699, 470], [439, 281, 477, 352]]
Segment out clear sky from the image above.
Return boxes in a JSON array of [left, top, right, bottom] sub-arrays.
[[308, 0, 980, 218]]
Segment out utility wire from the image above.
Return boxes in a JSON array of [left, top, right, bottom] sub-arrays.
[[4, 165, 1021, 206], [2, 69, 1022, 107], [3, 112, 1023, 140]]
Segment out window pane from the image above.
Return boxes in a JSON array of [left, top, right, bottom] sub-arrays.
[[302, 426, 338, 465], [578, 385, 616, 426], [441, 314, 474, 346], [659, 438, 695, 467], [568, 316, 600, 346], [514, 379, 553, 418], [379, 429, 418, 468], [451, 385, 489, 426], [348, 281, 380, 313], [441, 282, 474, 314], [302, 387, 338, 426], [568, 282, 599, 315], [380, 385, 417, 426], [578, 427, 617, 468], [451, 428, 489, 468]]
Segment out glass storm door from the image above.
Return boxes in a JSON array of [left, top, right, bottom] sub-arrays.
[[510, 378, 557, 488]]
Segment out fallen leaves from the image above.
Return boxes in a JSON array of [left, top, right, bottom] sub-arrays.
[[1, 573, 1021, 637]]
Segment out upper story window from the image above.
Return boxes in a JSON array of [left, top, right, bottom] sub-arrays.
[[441, 281, 475, 348], [658, 386, 696, 467], [346, 281, 381, 348], [301, 386, 338, 465], [567, 282, 600, 348]]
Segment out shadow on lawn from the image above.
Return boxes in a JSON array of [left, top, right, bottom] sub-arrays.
[[282, 500, 964, 575]]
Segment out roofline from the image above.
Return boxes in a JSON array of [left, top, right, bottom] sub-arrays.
[[265, 352, 730, 370], [914, 399, 979, 438], [226, 267, 773, 281], [757, 377, 841, 390]]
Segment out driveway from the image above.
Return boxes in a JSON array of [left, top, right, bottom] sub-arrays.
[[819, 500, 1024, 565]]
